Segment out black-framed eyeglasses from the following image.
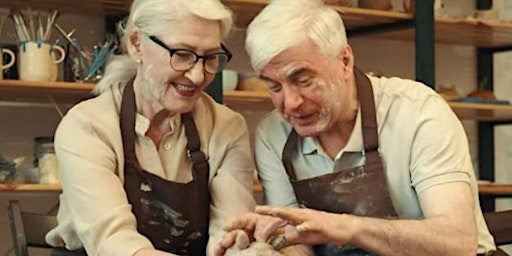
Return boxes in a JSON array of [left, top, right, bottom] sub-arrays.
[[148, 35, 232, 74]]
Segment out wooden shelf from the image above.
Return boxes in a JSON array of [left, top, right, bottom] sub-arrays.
[[478, 183, 512, 197], [224, 90, 512, 121], [0, 0, 131, 15], [2, 80, 512, 121], [1, 0, 511, 47], [224, 0, 512, 48], [0, 183, 62, 192], [0, 79, 94, 105], [0, 0, 512, 47], [0, 182, 266, 193], [448, 102, 512, 122], [223, 0, 412, 29], [374, 17, 512, 48], [3, 182, 510, 198]]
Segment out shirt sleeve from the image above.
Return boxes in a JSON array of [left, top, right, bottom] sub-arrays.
[[410, 95, 473, 195], [254, 113, 298, 207], [52, 107, 153, 256], [207, 113, 256, 255]]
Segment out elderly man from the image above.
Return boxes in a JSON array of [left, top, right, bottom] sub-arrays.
[[215, 0, 496, 255]]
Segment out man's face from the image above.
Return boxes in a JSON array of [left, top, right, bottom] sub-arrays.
[[259, 39, 355, 137], [137, 14, 223, 115]]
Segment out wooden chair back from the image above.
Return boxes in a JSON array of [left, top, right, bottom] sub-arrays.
[[483, 209, 512, 256]]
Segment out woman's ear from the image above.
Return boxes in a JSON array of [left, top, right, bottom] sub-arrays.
[[127, 30, 143, 60]]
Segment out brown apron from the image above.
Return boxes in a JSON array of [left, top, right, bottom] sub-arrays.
[[120, 80, 210, 256], [282, 69, 398, 256]]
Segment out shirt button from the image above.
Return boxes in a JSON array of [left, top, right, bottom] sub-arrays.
[[163, 143, 171, 150]]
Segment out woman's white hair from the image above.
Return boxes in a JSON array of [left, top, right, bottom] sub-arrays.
[[245, 0, 347, 73], [93, 0, 233, 94]]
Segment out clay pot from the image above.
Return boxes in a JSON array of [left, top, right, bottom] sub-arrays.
[[358, 0, 392, 10], [324, 0, 354, 7]]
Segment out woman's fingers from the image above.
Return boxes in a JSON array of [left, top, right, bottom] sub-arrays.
[[223, 212, 260, 231], [253, 215, 287, 242]]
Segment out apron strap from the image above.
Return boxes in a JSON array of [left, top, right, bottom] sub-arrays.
[[354, 68, 379, 153], [282, 129, 299, 181], [120, 78, 142, 169], [120, 79, 209, 175], [182, 112, 210, 176]]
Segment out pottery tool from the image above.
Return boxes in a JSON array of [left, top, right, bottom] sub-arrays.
[[43, 10, 59, 41], [53, 23, 88, 67]]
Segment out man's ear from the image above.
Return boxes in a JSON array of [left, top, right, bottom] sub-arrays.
[[127, 30, 143, 60], [338, 44, 354, 77]]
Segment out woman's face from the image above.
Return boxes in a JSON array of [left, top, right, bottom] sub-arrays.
[[135, 14, 223, 115]]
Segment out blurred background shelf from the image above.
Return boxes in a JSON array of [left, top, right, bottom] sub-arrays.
[[0, 80, 94, 104], [3, 79, 512, 122], [4, 182, 509, 196], [374, 17, 512, 48], [448, 101, 512, 123], [1, 0, 511, 47], [0, 183, 61, 192]]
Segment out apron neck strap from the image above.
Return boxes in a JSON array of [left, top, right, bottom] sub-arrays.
[[182, 112, 210, 175], [120, 78, 140, 168], [354, 68, 379, 152], [120, 79, 209, 174]]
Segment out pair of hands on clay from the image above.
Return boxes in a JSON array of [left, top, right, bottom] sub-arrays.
[[214, 205, 352, 256]]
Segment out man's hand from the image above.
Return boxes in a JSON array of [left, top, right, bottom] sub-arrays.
[[255, 205, 355, 247]]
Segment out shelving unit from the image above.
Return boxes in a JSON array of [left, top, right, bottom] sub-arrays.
[[3, 79, 512, 122], [1, 0, 512, 211], [4, 182, 510, 198]]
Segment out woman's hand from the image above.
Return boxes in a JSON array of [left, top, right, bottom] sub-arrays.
[[214, 212, 288, 255]]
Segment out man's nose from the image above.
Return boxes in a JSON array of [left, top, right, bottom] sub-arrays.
[[283, 85, 303, 110]]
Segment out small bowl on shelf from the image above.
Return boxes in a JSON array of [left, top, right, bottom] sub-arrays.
[[222, 69, 238, 91]]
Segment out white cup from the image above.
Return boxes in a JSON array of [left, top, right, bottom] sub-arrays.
[[18, 41, 65, 82], [0, 48, 15, 80]]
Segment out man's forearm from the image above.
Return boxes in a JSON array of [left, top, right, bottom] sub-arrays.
[[345, 214, 478, 256]]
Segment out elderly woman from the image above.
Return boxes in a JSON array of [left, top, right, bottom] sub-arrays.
[[45, 1, 256, 255]]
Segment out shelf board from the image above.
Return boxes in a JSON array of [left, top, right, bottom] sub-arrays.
[[224, 90, 512, 122], [0, 0, 130, 15], [478, 183, 512, 196], [223, 0, 412, 29], [448, 102, 512, 122], [2, 0, 511, 47], [0, 183, 61, 192], [374, 17, 512, 48], [2, 79, 511, 121], [0, 79, 94, 105], [3, 182, 508, 197]]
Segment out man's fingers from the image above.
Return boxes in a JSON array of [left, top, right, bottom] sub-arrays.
[[255, 205, 307, 225]]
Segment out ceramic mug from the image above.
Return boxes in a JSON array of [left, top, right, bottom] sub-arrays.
[[18, 41, 65, 81], [0, 48, 15, 80]]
